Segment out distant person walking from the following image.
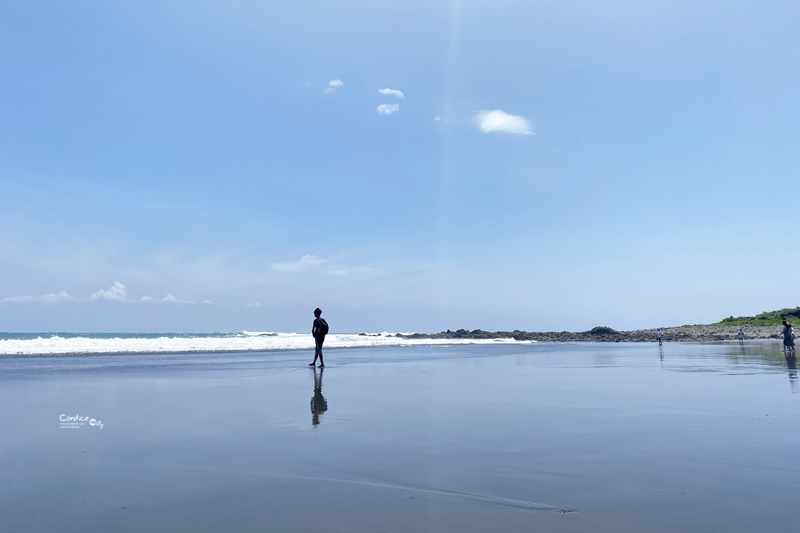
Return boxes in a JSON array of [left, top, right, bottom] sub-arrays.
[[781, 320, 795, 358], [657, 329, 663, 346], [738, 328, 745, 345], [309, 307, 329, 367]]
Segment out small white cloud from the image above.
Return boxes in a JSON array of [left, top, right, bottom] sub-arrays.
[[4, 295, 32, 303], [42, 291, 71, 302], [247, 301, 278, 308], [330, 266, 374, 276], [90, 282, 127, 301], [201, 300, 213, 305], [2, 291, 72, 303], [272, 255, 328, 273], [160, 294, 197, 304], [139, 296, 154, 303], [434, 115, 442, 122], [378, 88, 404, 99], [476, 110, 533, 135], [323, 79, 344, 93], [377, 103, 400, 115]]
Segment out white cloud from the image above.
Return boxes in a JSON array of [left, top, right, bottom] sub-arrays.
[[330, 266, 374, 276], [272, 255, 328, 273], [434, 115, 442, 122], [139, 296, 154, 303], [378, 88, 404, 99], [160, 293, 199, 304], [476, 110, 533, 135], [2, 291, 73, 303], [247, 301, 279, 308], [377, 103, 400, 115], [4, 295, 36, 304], [43, 291, 72, 302], [323, 79, 344, 93], [90, 282, 127, 301]]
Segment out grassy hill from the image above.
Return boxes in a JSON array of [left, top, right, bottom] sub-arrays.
[[710, 307, 800, 326]]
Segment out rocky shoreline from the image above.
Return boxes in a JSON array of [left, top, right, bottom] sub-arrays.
[[393, 325, 785, 343]]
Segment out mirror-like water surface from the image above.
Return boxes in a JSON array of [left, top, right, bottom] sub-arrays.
[[2, 342, 797, 532]]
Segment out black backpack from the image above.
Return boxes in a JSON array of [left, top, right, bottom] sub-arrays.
[[317, 318, 329, 336]]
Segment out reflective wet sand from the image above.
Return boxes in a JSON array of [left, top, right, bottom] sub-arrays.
[[1, 342, 798, 532]]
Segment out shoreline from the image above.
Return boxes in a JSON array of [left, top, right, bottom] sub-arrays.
[[395, 325, 784, 343]]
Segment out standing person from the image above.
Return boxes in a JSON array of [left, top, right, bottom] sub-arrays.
[[309, 307, 328, 367], [781, 320, 795, 358], [737, 328, 745, 345], [657, 329, 663, 346]]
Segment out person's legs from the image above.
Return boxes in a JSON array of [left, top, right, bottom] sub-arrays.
[[310, 337, 320, 365], [317, 337, 325, 367]]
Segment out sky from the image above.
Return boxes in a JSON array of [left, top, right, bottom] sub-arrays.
[[1, 0, 799, 333]]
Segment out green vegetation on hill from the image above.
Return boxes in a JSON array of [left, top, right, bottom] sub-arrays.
[[712, 307, 800, 326]]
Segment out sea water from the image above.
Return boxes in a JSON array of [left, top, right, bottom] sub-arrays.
[[0, 331, 529, 356]]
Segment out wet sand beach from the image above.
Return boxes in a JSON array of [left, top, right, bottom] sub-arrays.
[[1, 342, 798, 532]]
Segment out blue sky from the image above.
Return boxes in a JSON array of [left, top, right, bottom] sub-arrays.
[[1, 0, 798, 333]]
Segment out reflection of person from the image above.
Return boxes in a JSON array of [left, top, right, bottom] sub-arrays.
[[738, 328, 745, 345], [657, 329, 663, 346], [309, 307, 327, 367], [787, 356, 798, 391], [310, 367, 328, 426], [781, 320, 796, 358]]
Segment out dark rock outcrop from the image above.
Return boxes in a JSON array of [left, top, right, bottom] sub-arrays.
[[588, 326, 619, 335], [394, 325, 781, 343]]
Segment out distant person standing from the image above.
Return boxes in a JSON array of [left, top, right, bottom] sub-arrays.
[[657, 329, 663, 346], [309, 307, 328, 367], [781, 320, 795, 358], [738, 328, 745, 345]]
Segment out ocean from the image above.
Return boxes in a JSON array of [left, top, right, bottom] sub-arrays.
[[0, 331, 530, 356]]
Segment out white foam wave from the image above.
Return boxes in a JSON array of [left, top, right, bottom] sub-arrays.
[[0, 333, 532, 356]]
